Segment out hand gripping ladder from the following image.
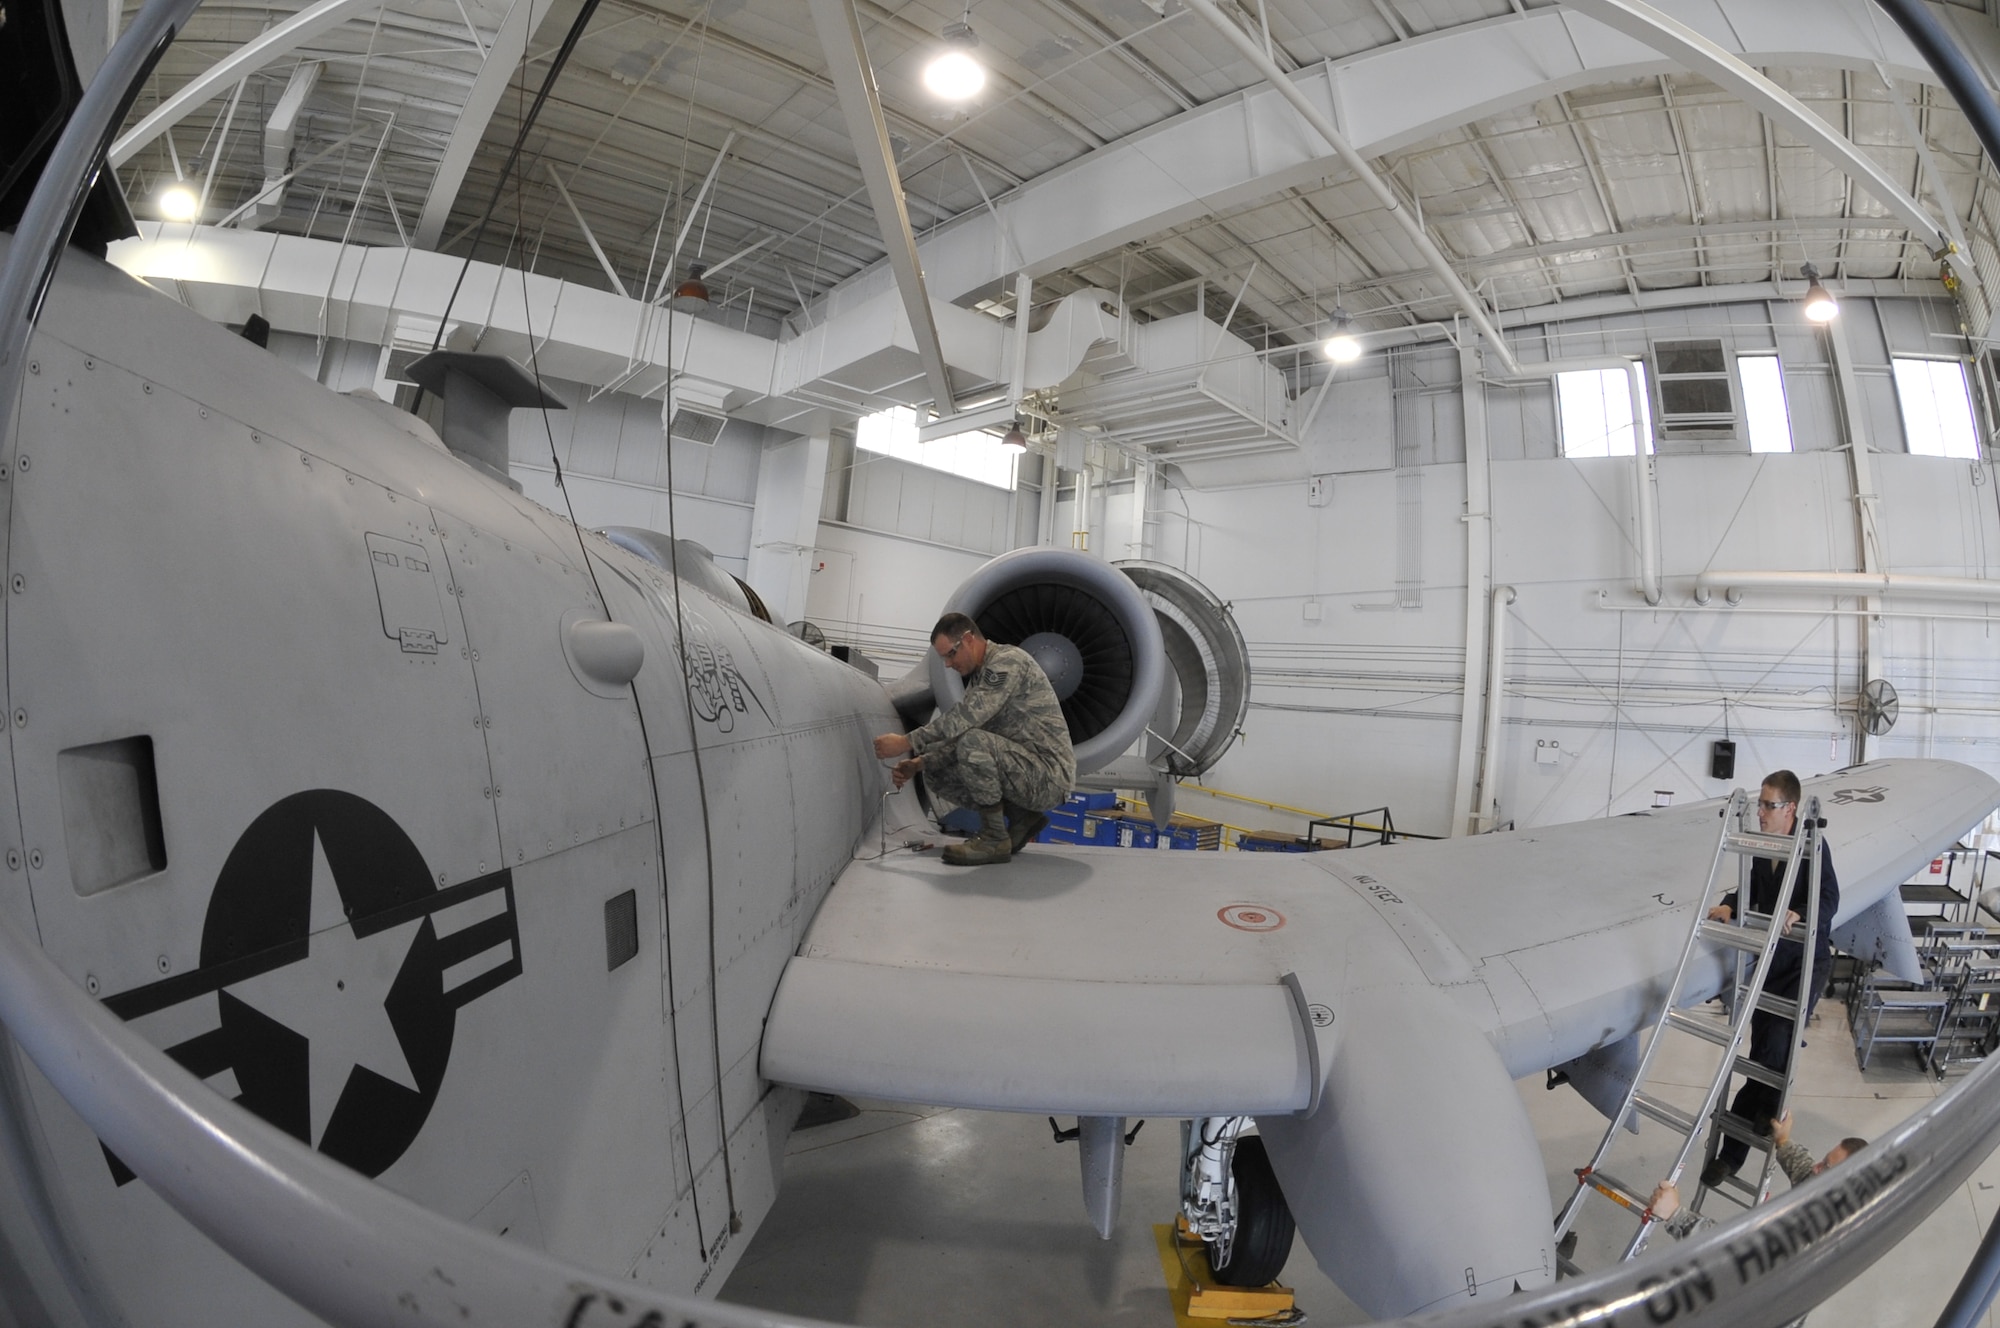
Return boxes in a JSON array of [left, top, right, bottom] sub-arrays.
[[1552, 790, 1827, 1268]]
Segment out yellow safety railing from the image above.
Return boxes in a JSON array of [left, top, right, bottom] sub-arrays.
[[1167, 785, 1400, 840]]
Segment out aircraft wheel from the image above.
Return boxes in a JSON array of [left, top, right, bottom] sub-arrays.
[[1207, 1135, 1294, 1287]]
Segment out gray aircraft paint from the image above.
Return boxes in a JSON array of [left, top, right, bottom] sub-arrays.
[[0, 235, 919, 1321], [764, 757, 2000, 1317], [3, 234, 1997, 1324]]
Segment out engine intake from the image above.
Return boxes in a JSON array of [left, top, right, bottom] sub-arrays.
[[928, 549, 1165, 776]]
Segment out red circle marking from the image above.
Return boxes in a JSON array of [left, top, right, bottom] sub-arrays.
[[1218, 904, 1286, 932]]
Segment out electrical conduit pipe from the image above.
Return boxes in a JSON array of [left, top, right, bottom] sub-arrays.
[[1475, 586, 1516, 832], [1694, 570, 2000, 605]]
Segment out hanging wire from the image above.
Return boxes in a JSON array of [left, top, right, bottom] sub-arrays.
[[423, 0, 609, 372], [481, 23, 712, 1257]]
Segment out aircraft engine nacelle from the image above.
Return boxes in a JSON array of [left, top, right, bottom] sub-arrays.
[[927, 548, 1166, 776]]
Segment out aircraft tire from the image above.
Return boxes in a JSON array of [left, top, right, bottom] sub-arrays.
[[1208, 1135, 1294, 1287]]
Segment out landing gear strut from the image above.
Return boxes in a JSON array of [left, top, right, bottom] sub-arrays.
[[1180, 1116, 1296, 1287]]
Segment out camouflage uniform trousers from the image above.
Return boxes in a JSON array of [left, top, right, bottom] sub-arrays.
[[922, 729, 1069, 813]]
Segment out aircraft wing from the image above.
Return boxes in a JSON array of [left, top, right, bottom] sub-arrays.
[[761, 757, 2000, 1319], [762, 847, 1328, 1117]]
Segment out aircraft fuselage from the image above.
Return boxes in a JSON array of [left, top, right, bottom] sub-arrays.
[[0, 238, 899, 1322]]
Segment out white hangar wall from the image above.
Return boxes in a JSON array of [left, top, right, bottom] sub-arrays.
[[1147, 295, 2000, 837], [278, 301, 2000, 843]]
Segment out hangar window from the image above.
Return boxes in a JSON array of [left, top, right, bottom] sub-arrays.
[[1737, 356, 1794, 453], [855, 405, 1018, 490], [1893, 358, 1982, 459], [1556, 365, 1653, 457]]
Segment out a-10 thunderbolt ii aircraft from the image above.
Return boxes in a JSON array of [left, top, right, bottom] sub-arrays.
[[3, 12, 1999, 1324]]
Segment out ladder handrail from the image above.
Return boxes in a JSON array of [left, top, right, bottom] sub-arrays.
[[1764, 794, 1826, 1194]]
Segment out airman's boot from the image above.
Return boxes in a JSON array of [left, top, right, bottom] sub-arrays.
[[1004, 800, 1048, 853], [942, 804, 1012, 865]]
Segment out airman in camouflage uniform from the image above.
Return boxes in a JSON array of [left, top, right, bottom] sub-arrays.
[[873, 613, 1077, 865]]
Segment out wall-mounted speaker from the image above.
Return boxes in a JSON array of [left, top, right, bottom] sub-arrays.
[[1710, 739, 1736, 781]]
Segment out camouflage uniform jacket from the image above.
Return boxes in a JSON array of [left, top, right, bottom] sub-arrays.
[[910, 642, 1076, 789]]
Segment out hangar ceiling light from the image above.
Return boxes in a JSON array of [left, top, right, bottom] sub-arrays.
[[158, 183, 199, 221], [1800, 263, 1838, 323], [1322, 309, 1362, 364], [923, 15, 985, 101], [671, 263, 712, 312]]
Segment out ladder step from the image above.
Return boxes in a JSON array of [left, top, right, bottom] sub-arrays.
[[1699, 920, 1764, 953], [1703, 1168, 1769, 1208], [1722, 829, 1796, 857], [1738, 910, 1809, 943], [1664, 1008, 1734, 1047], [1709, 1109, 1778, 1151], [1755, 992, 1800, 1022], [1631, 1092, 1699, 1137], [1732, 1056, 1788, 1091]]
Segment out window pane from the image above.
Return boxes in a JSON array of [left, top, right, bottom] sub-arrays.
[[1660, 378, 1733, 416], [1656, 340, 1725, 375], [854, 405, 1018, 489], [1893, 358, 1981, 459], [1557, 366, 1652, 457], [1738, 356, 1793, 453]]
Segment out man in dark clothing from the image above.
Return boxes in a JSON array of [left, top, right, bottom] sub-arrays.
[[1702, 769, 1840, 1186], [872, 614, 1076, 867]]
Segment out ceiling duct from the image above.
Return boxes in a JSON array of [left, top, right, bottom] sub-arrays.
[[667, 408, 726, 446], [664, 376, 732, 446], [1055, 311, 1295, 462]]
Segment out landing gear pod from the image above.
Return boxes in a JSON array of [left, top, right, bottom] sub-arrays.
[[928, 548, 1166, 775]]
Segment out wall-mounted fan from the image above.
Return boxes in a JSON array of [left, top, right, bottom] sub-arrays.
[[789, 620, 828, 650], [1861, 678, 1900, 736]]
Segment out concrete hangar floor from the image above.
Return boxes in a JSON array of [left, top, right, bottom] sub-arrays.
[[721, 1008, 2000, 1327]]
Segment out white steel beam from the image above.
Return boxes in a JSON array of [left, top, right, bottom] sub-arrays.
[[414, 0, 559, 249], [1563, 0, 1950, 254], [546, 163, 628, 298], [819, 1, 1946, 314], [110, 0, 383, 168], [806, 0, 957, 412], [241, 60, 321, 230], [1180, 0, 1519, 368]]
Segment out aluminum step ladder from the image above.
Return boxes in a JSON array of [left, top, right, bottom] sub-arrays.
[[1552, 789, 1827, 1269]]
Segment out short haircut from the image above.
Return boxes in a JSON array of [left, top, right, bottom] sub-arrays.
[[1839, 1137, 1868, 1158], [1762, 769, 1802, 804], [931, 612, 981, 642]]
